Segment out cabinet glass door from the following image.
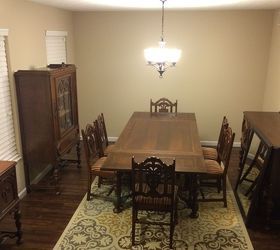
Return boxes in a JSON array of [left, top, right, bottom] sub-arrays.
[[56, 76, 74, 135]]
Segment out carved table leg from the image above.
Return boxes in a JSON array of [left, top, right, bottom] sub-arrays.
[[190, 173, 199, 218], [113, 171, 122, 213]]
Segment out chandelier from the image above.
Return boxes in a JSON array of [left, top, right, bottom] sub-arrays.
[[144, 0, 181, 77]]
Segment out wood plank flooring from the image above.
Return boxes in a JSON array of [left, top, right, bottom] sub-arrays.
[[1, 148, 280, 250]]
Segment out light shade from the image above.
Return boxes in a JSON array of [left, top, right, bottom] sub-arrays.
[[144, 47, 181, 64], [144, 41, 181, 77]]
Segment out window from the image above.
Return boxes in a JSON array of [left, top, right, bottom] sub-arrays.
[[46, 30, 68, 65], [0, 29, 20, 161]]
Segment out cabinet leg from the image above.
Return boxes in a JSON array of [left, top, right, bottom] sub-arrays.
[[54, 165, 60, 195], [14, 209, 22, 245]]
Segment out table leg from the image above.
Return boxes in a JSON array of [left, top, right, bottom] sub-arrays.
[[113, 171, 122, 213], [189, 173, 199, 218]]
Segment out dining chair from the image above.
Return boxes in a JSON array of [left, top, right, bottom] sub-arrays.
[[81, 123, 115, 201], [200, 126, 235, 207], [131, 156, 178, 249], [239, 140, 271, 197], [234, 118, 254, 190], [202, 116, 228, 161], [95, 113, 115, 155], [150, 98, 178, 114]]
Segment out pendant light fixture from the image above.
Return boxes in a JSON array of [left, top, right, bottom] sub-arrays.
[[144, 0, 181, 77]]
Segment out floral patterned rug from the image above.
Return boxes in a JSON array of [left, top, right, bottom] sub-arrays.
[[54, 179, 253, 250]]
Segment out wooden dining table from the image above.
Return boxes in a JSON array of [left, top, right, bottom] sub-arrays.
[[101, 111, 207, 217]]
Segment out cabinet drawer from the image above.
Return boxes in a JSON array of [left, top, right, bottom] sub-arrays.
[[0, 168, 17, 214], [57, 128, 79, 155]]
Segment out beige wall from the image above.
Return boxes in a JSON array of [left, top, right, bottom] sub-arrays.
[[73, 10, 273, 144], [0, 0, 75, 193], [263, 10, 280, 110]]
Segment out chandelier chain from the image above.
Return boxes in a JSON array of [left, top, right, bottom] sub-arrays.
[[161, 0, 166, 41]]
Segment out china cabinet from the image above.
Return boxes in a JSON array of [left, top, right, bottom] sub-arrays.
[[14, 64, 80, 193]]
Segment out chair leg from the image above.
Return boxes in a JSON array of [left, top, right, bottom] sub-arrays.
[[223, 177, 227, 208], [131, 208, 136, 246], [245, 176, 259, 196], [200, 187, 205, 199], [87, 174, 92, 201], [239, 164, 254, 184], [175, 199, 178, 225], [170, 211, 174, 249], [217, 177, 222, 193], [98, 176, 102, 187]]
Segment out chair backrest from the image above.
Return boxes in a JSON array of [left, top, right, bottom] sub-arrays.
[[219, 126, 235, 175], [81, 124, 101, 170], [216, 116, 229, 155], [252, 140, 270, 169], [132, 156, 176, 202], [150, 98, 177, 114], [96, 113, 109, 148], [93, 119, 105, 157], [240, 119, 253, 151]]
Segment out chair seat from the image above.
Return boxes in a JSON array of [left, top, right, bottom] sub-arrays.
[[104, 144, 115, 155], [202, 147, 218, 160], [91, 157, 115, 178], [204, 159, 224, 174], [135, 184, 178, 210]]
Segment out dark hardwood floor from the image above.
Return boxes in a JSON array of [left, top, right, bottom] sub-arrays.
[[1, 148, 280, 250]]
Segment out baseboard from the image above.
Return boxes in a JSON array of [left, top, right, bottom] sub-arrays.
[[18, 187, 27, 199], [17, 165, 52, 199], [108, 136, 118, 142], [31, 164, 52, 185]]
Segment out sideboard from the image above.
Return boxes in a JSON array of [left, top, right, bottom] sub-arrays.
[[236, 111, 280, 226], [0, 161, 22, 244]]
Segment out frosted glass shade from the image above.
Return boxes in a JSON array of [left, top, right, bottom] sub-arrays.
[[144, 41, 181, 64]]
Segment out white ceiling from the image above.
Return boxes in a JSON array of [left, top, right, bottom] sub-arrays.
[[28, 0, 280, 11]]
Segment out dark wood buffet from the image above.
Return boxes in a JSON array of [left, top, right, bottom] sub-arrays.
[[0, 161, 22, 244], [236, 111, 280, 227]]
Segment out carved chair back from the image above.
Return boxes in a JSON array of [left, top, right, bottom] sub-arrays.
[[219, 126, 235, 176], [132, 156, 176, 201], [150, 98, 177, 114], [240, 119, 254, 160], [216, 116, 229, 160], [81, 124, 101, 171], [96, 113, 109, 150], [241, 139, 272, 196]]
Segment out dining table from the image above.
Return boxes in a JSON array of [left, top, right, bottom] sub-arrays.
[[101, 111, 207, 217]]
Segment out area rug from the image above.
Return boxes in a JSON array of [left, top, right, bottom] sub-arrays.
[[54, 179, 254, 250]]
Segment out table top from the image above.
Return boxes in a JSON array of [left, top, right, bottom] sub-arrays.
[[244, 111, 280, 148], [102, 112, 207, 173]]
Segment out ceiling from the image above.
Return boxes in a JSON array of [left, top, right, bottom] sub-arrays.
[[28, 0, 280, 11]]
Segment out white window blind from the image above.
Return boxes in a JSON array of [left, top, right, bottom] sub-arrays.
[[0, 30, 20, 161], [46, 31, 67, 65]]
